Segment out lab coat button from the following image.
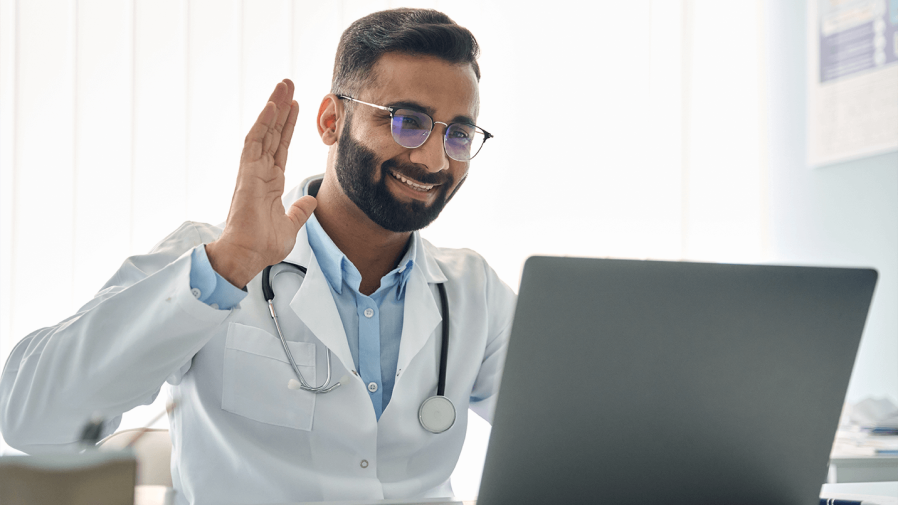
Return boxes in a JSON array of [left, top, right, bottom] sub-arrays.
[[191, 288, 202, 298], [364, 308, 374, 318], [367, 382, 378, 393], [360, 459, 369, 469]]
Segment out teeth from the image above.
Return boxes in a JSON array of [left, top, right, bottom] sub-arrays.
[[391, 171, 434, 192]]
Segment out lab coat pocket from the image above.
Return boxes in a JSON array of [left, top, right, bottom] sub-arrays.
[[221, 323, 317, 431]]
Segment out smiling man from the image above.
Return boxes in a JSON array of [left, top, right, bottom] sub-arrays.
[[0, 8, 515, 505]]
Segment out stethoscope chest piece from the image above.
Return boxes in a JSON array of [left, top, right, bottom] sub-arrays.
[[418, 395, 456, 433]]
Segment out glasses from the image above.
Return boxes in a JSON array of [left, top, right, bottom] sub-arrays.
[[338, 95, 493, 162]]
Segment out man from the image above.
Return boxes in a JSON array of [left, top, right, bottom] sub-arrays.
[[0, 8, 515, 505]]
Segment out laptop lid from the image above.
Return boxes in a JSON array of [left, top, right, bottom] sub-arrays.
[[477, 257, 877, 505]]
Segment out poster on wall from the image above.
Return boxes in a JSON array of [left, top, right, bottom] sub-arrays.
[[807, 0, 898, 167]]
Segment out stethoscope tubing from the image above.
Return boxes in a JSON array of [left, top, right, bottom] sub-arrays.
[[262, 262, 450, 400], [263, 264, 340, 393], [436, 282, 449, 397]]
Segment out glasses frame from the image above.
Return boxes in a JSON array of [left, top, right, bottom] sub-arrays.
[[337, 95, 494, 162]]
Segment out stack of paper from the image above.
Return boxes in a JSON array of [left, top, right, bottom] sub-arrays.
[[833, 398, 898, 456]]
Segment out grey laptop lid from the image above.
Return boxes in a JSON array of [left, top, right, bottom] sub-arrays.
[[477, 257, 877, 505]]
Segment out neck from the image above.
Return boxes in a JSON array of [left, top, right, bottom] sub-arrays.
[[314, 172, 412, 295]]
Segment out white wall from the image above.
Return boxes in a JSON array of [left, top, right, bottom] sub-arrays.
[[765, 0, 898, 405]]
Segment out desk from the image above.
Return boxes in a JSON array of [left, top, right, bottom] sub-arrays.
[[135, 486, 897, 505], [133, 489, 473, 505], [279, 500, 471, 505], [829, 455, 898, 483], [831, 426, 898, 483], [821, 482, 898, 504]]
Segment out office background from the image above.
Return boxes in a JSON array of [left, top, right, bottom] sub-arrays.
[[1, 0, 895, 497]]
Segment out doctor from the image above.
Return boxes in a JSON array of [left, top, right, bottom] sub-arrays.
[[0, 8, 515, 505]]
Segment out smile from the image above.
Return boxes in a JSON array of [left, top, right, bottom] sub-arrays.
[[389, 170, 436, 192]]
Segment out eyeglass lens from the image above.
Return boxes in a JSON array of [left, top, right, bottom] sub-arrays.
[[390, 109, 485, 162]]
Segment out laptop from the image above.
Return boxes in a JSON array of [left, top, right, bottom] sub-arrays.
[[476, 257, 877, 505]]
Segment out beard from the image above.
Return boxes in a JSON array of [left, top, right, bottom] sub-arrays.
[[334, 114, 464, 233]]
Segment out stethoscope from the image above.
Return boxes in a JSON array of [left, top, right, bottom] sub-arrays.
[[262, 262, 456, 433]]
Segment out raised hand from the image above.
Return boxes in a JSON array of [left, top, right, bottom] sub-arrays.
[[206, 79, 317, 289]]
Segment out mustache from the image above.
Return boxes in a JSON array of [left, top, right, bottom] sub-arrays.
[[381, 159, 452, 186]]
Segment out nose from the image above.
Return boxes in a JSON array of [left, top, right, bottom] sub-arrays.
[[409, 122, 450, 173]]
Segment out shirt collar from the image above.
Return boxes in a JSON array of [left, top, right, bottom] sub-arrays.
[[302, 194, 418, 300], [304, 213, 346, 294]]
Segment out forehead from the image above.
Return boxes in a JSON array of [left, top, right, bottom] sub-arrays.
[[362, 53, 480, 120]]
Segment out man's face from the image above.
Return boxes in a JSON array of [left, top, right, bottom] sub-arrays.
[[334, 53, 480, 233]]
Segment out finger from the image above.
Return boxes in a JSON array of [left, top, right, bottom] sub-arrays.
[[260, 82, 290, 157], [271, 80, 294, 138], [243, 101, 277, 161], [262, 103, 278, 157], [286, 195, 317, 231], [274, 101, 299, 170], [266, 80, 287, 107]]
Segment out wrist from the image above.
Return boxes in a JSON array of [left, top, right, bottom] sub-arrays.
[[204, 240, 262, 289]]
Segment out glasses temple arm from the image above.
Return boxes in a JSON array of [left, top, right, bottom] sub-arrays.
[[337, 95, 393, 113]]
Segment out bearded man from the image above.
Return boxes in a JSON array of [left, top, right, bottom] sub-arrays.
[[0, 8, 515, 505]]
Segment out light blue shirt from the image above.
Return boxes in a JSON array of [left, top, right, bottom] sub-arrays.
[[188, 245, 247, 310], [189, 216, 415, 421], [304, 213, 414, 420]]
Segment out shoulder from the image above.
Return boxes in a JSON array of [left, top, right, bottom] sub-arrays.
[[421, 240, 517, 353], [421, 239, 489, 279], [420, 238, 515, 300]]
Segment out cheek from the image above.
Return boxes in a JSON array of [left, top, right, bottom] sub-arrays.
[[361, 119, 394, 149], [451, 162, 469, 181], [349, 118, 394, 155], [447, 163, 469, 190], [368, 134, 404, 165]]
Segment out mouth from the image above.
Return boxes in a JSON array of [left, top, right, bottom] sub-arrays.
[[389, 170, 439, 193]]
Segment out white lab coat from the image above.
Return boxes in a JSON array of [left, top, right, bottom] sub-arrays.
[[0, 178, 516, 505]]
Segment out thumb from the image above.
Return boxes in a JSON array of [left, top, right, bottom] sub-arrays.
[[286, 195, 317, 231]]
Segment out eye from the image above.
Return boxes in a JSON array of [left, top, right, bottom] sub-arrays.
[[395, 112, 430, 130], [448, 125, 473, 140]]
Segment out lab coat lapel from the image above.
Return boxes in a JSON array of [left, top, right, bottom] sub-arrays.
[[395, 264, 443, 376], [286, 227, 356, 375]]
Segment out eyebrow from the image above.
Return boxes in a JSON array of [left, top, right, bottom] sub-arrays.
[[388, 100, 476, 126]]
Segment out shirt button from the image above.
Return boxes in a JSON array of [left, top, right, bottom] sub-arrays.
[[364, 308, 374, 318], [210, 303, 219, 310], [367, 382, 378, 393], [360, 459, 369, 469], [191, 288, 202, 298]]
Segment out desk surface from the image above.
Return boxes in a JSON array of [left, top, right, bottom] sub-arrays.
[[830, 453, 898, 483], [133, 488, 475, 505], [135, 485, 897, 505]]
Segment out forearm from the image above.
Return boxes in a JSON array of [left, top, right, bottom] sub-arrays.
[[0, 247, 230, 450]]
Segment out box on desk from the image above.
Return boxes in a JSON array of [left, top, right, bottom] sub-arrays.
[[0, 449, 136, 505]]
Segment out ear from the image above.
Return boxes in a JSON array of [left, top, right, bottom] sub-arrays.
[[317, 94, 344, 146]]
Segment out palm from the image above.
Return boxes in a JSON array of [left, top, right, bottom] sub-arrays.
[[212, 79, 316, 287]]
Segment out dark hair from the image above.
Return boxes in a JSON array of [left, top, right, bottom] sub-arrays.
[[331, 8, 481, 97]]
